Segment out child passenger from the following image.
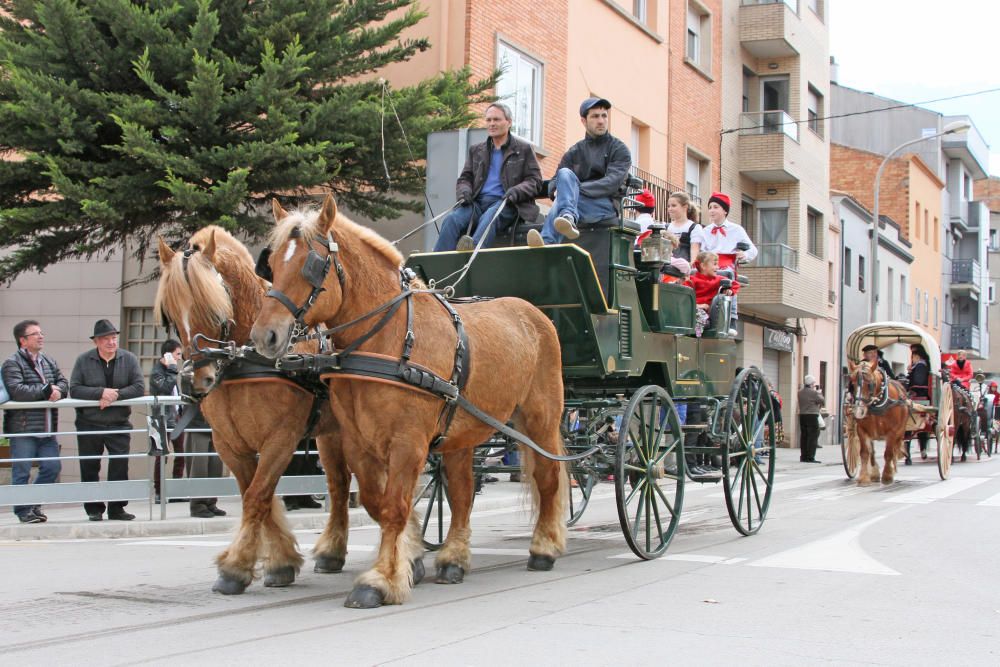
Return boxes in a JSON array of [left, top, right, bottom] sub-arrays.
[[684, 251, 739, 337]]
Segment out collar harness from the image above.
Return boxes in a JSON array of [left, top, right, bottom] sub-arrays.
[[854, 365, 907, 415]]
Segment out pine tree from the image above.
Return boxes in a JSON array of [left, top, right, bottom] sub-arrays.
[[0, 0, 493, 283]]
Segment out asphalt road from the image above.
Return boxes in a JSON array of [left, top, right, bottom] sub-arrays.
[[3, 451, 999, 666]]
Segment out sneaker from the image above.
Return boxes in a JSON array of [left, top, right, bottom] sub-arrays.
[[18, 514, 43, 524], [727, 328, 738, 337], [554, 215, 579, 240], [526, 229, 544, 247], [108, 511, 135, 521], [456, 235, 475, 252]]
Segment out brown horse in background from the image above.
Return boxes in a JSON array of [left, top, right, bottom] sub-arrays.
[[155, 226, 351, 594], [250, 195, 568, 608], [951, 382, 976, 462], [847, 359, 910, 484]]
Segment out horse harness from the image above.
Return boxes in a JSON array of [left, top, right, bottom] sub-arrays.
[[854, 365, 908, 416]]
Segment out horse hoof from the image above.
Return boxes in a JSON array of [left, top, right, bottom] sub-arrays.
[[412, 558, 425, 585], [314, 555, 346, 574], [527, 553, 555, 571], [344, 584, 384, 609], [435, 563, 465, 584], [212, 573, 249, 595], [263, 565, 296, 588]]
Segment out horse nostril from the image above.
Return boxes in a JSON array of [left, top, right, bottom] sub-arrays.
[[266, 329, 278, 351]]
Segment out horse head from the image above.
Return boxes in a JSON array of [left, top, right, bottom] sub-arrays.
[[154, 227, 261, 394], [849, 359, 882, 419]]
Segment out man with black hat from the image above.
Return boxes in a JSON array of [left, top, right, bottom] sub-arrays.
[[861, 344, 894, 377], [70, 320, 145, 521], [527, 96, 631, 247]]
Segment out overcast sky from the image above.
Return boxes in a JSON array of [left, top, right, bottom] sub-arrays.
[[829, 0, 1000, 177]]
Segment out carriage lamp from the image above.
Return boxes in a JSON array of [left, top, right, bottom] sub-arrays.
[[640, 223, 670, 267]]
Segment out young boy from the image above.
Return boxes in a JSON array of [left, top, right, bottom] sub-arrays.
[[684, 251, 739, 336]]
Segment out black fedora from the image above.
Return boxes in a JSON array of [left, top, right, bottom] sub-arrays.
[[90, 319, 120, 339]]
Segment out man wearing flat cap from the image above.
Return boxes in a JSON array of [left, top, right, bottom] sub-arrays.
[[861, 344, 893, 377], [527, 96, 631, 247], [70, 320, 145, 521]]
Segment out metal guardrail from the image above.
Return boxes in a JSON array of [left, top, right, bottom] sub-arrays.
[[0, 396, 332, 519], [740, 110, 799, 141], [755, 243, 799, 269]]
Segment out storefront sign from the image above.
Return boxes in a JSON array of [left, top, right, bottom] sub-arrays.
[[764, 327, 794, 352]]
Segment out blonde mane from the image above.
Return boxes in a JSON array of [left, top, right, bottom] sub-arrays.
[[267, 205, 404, 268]]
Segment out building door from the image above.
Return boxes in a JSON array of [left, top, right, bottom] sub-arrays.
[[762, 349, 780, 387]]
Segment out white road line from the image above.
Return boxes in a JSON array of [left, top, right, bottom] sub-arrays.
[[773, 474, 844, 491], [748, 510, 906, 576], [884, 477, 991, 504], [976, 491, 1000, 506]]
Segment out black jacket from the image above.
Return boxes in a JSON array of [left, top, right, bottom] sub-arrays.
[[69, 348, 145, 426], [908, 359, 930, 398], [149, 359, 180, 429], [2, 349, 68, 435], [556, 132, 631, 201], [456, 134, 543, 223]]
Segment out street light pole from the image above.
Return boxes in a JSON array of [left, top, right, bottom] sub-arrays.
[[869, 120, 972, 322]]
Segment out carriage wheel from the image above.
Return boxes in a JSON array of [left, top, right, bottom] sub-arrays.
[[971, 413, 985, 460], [614, 385, 685, 560], [937, 384, 955, 480], [414, 453, 457, 550], [841, 411, 861, 480], [721, 368, 777, 536], [565, 406, 619, 526]]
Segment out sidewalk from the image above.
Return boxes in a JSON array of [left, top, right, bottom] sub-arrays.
[[0, 447, 836, 541]]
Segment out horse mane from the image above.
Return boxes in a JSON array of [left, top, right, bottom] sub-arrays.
[[154, 226, 259, 339], [267, 204, 404, 268]]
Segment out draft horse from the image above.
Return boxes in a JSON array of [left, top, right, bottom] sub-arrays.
[[847, 359, 910, 484], [155, 226, 351, 594], [951, 382, 976, 462], [250, 195, 568, 608]]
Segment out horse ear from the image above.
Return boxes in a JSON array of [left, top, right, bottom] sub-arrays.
[[202, 228, 218, 262], [318, 194, 338, 233], [158, 236, 175, 266], [272, 198, 288, 222]]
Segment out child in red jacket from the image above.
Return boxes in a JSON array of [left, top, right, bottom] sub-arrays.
[[684, 251, 739, 336]]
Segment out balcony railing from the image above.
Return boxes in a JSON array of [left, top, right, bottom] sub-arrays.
[[754, 243, 798, 270], [740, 111, 799, 141], [952, 258, 981, 285], [740, 0, 798, 10], [627, 166, 692, 224], [950, 324, 981, 352]]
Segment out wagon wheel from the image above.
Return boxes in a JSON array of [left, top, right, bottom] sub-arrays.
[[937, 384, 955, 480], [565, 406, 619, 526], [414, 452, 458, 550], [721, 368, 777, 536], [614, 385, 685, 559], [841, 410, 861, 479], [971, 413, 985, 460]]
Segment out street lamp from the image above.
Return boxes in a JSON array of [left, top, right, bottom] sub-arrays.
[[870, 119, 972, 321]]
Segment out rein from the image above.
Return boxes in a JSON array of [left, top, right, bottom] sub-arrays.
[[854, 365, 907, 416]]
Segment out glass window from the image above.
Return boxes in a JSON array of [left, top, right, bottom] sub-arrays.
[[819, 360, 828, 395], [989, 281, 997, 305], [633, 0, 648, 23], [759, 207, 791, 268], [686, 2, 711, 71], [934, 297, 939, 327], [497, 42, 543, 146], [685, 152, 707, 202], [124, 307, 161, 380], [807, 207, 823, 257], [915, 288, 920, 320], [807, 85, 823, 136], [924, 292, 929, 324], [844, 247, 851, 286], [858, 255, 865, 292], [887, 267, 894, 316]]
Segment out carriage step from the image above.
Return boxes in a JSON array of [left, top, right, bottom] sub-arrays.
[[688, 472, 722, 484], [681, 423, 709, 432]]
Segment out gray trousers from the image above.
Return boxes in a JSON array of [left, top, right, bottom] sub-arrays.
[[186, 432, 222, 507]]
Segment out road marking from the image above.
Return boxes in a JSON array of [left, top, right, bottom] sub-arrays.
[[773, 474, 844, 492], [748, 511, 904, 576], [884, 477, 991, 504], [977, 491, 1000, 506]]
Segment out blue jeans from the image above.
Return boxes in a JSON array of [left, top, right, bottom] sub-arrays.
[[540, 168, 617, 244], [434, 194, 516, 251], [10, 436, 61, 518]]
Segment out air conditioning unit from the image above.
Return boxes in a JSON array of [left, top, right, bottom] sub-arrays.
[[828, 290, 837, 304]]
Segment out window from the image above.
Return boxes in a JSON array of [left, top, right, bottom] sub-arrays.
[[803, 355, 810, 379], [828, 261, 835, 303], [807, 85, 824, 136], [758, 205, 793, 268], [934, 217, 939, 251], [887, 267, 895, 317], [125, 307, 160, 379], [964, 173, 972, 199], [760, 76, 792, 136], [992, 229, 1000, 251], [843, 247, 852, 286], [819, 361, 828, 396], [685, 151, 709, 202], [934, 297, 939, 327], [924, 292, 929, 325], [990, 281, 998, 305], [686, 1, 712, 72], [914, 202, 920, 239], [633, 0, 648, 23], [631, 124, 642, 170], [741, 198, 755, 230], [497, 41, 543, 146], [915, 288, 921, 321], [858, 255, 865, 292], [924, 209, 929, 243], [742, 68, 754, 113], [807, 207, 823, 257], [808, 0, 823, 20]]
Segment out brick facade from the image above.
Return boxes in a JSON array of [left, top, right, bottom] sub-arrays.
[[830, 144, 910, 241]]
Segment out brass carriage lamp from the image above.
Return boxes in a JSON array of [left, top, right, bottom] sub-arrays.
[[640, 223, 670, 267]]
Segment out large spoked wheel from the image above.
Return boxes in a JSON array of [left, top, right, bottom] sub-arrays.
[[972, 413, 986, 460], [414, 453, 456, 550], [721, 368, 777, 536], [565, 407, 618, 526], [937, 384, 955, 480], [615, 385, 684, 560], [841, 410, 860, 479]]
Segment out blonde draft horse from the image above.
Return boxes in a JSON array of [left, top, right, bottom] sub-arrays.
[[155, 226, 351, 594], [249, 195, 568, 609], [847, 359, 910, 484]]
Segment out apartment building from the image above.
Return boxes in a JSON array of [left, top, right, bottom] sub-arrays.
[[718, 0, 835, 432], [830, 145, 945, 344], [830, 84, 991, 360], [975, 176, 1000, 376]]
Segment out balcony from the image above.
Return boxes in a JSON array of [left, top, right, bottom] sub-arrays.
[[942, 116, 989, 180], [739, 0, 801, 58], [950, 324, 982, 353], [738, 111, 801, 182], [756, 243, 798, 269], [899, 301, 912, 323], [950, 258, 981, 295], [950, 199, 969, 232], [742, 245, 827, 319]]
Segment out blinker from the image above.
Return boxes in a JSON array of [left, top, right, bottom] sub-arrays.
[[302, 250, 330, 289]]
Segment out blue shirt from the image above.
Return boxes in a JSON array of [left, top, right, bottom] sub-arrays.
[[479, 142, 505, 199]]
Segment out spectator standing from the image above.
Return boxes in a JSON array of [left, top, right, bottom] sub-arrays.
[[797, 375, 825, 464], [1, 320, 68, 523], [178, 371, 226, 518], [69, 319, 144, 521], [149, 339, 185, 502]]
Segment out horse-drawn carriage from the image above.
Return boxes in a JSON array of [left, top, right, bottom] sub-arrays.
[[842, 322, 957, 481]]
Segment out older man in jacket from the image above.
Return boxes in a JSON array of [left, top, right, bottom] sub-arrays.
[[1, 320, 68, 523], [70, 319, 145, 521], [434, 102, 542, 251]]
